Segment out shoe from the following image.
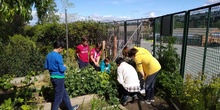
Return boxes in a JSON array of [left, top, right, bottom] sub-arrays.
[[122, 95, 133, 106], [132, 94, 138, 101], [150, 99, 155, 102], [140, 89, 145, 94], [145, 100, 151, 104], [72, 104, 79, 110]]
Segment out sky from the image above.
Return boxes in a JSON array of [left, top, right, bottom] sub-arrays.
[[30, 0, 220, 24]]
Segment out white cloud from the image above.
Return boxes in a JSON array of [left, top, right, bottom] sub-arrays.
[[204, 0, 220, 5], [29, 11, 38, 25], [62, 13, 133, 22], [207, 0, 220, 3], [108, 0, 144, 5], [148, 12, 156, 18]]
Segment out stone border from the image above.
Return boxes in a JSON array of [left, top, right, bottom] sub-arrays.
[[39, 94, 127, 110]]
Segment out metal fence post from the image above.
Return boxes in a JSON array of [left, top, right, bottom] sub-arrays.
[[124, 21, 127, 45], [65, 9, 69, 57], [153, 18, 156, 57], [180, 11, 189, 78], [202, 7, 211, 78]]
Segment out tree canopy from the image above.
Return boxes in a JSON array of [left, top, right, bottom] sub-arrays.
[[0, 0, 57, 23]]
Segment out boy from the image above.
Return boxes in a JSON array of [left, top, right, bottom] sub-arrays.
[[44, 41, 79, 110], [76, 36, 90, 69]]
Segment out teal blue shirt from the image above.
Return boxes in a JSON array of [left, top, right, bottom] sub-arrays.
[[100, 60, 111, 74]]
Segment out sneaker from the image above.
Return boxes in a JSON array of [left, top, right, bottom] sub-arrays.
[[72, 104, 79, 110], [145, 100, 152, 104], [122, 95, 133, 106], [140, 89, 145, 94], [132, 94, 139, 101], [150, 99, 155, 102]]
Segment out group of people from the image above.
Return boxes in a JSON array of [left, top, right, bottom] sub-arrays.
[[116, 46, 161, 105], [44, 36, 161, 110], [75, 36, 111, 73], [44, 36, 111, 110]]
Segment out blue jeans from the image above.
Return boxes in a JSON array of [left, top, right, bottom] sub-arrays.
[[78, 59, 89, 69], [145, 71, 159, 100], [51, 78, 72, 110]]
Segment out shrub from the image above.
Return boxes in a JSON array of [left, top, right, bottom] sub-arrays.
[[0, 34, 44, 77], [155, 36, 183, 98], [179, 74, 220, 110], [65, 64, 119, 105]]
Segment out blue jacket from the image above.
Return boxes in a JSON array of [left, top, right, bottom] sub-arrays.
[[44, 51, 66, 78], [100, 60, 111, 74]]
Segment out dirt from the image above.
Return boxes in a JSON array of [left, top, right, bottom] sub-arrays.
[[124, 96, 175, 110]]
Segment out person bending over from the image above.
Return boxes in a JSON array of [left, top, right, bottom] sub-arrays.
[[100, 57, 111, 74], [128, 48, 161, 104]]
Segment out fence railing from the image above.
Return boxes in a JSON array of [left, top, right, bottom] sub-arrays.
[[106, 2, 220, 80]]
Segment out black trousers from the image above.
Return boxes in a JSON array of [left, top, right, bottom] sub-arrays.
[[90, 62, 101, 71]]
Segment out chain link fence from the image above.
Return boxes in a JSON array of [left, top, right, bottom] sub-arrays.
[[107, 3, 220, 81], [0, 2, 220, 81]]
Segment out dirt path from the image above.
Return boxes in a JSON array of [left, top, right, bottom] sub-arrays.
[[124, 96, 175, 110]]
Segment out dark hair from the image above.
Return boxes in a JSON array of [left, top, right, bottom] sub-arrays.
[[128, 48, 138, 57], [115, 57, 124, 65], [53, 41, 65, 49], [122, 46, 129, 57], [95, 42, 102, 50], [104, 57, 110, 62], [82, 36, 88, 42]]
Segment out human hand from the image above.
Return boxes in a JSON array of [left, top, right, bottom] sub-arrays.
[[95, 63, 99, 67]]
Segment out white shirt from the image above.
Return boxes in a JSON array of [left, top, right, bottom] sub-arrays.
[[117, 62, 140, 88]]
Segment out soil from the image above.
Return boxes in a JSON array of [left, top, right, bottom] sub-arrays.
[[123, 96, 176, 110]]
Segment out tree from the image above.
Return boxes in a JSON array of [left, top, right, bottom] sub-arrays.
[[36, 0, 60, 24], [0, 0, 59, 43], [0, 0, 58, 23]]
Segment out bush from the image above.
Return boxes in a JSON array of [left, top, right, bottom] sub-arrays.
[[155, 36, 183, 98], [65, 64, 119, 105], [179, 74, 220, 110], [0, 34, 44, 77]]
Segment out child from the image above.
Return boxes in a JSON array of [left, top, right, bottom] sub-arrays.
[[76, 36, 89, 69], [44, 41, 79, 110], [115, 57, 140, 106], [89, 42, 102, 71], [100, 57, 111, 74]]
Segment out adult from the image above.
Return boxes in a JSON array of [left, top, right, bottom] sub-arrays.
[[44, 41, 79, 110], [128, 48, 161, 104], [122, 46, 151, 93]]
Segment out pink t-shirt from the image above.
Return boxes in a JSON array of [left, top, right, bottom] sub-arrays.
[[76, 44, 89, 62], [90, 48, 101, 62]]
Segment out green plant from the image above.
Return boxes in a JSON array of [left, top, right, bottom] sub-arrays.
[[0, 98, 24, 110], [179, 74, 220, 110], [156, 36, 180, 72], [65, 64, 119, 105], [0, 74, 14, 92], [155, 36, 183, 98], [156, 70, 183, 98], [90, 97, 121, 110], [0, 34, 44, 77], [0, 72, 41, 110]]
